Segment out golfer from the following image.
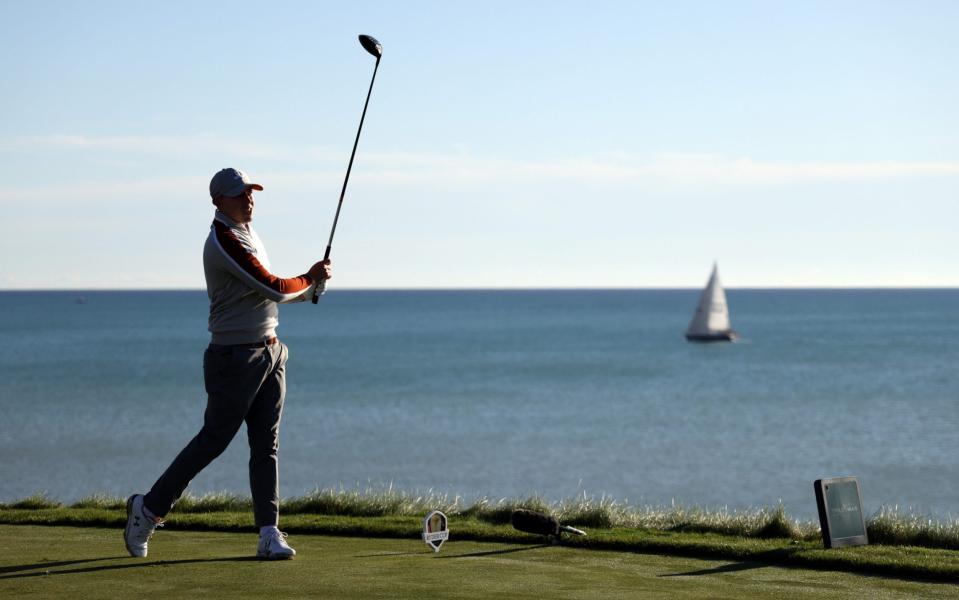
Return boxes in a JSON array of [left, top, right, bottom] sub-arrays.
[[124, 168, 331, 560]]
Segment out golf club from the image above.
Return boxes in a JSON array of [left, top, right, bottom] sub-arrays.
[[312, 34, 383, 303], [511, 509, 587, 538]]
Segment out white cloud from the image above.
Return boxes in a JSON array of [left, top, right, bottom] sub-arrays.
[[363, 151, 959, 186], [639, 153, 959, 185], [0, 134, 343, 162], [0, 176, 204, 203], [1, 134, 957, 203]]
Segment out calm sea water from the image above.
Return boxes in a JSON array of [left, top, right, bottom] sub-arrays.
[[0, 289, 956, 519]]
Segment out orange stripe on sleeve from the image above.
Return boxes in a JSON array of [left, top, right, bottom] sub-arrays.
[[213, 221, 313, 296]]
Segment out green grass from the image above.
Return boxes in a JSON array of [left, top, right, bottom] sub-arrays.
[[4, 488, 957, 549], [1, 525, 957, 600], [1, 506, 958, 582]]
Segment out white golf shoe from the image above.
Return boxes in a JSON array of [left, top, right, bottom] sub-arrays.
[[257, 528, 296, 560], [124, 494, 162, 557]]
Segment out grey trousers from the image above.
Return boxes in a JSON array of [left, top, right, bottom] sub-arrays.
[[144, 341, 288, 527]]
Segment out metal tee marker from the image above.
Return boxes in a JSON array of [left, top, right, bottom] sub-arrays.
[[312, 34, 383, 304], [814, 476, 869, 549], [422, 510, 449, 553]]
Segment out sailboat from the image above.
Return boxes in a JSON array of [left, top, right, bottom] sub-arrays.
[[685, 263, 738, 342]]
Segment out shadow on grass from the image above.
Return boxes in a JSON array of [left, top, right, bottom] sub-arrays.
[[661, 548, 800, 578], [437, 544, 551, 559], [662, 560, 770, 578], [0, 557, 128, 575], [660, 548, 959, 586], [354, 551, 434, 558], [0, 556, 260, 580]]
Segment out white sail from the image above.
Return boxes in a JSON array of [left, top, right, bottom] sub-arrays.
[[686, 263, 732, 336]]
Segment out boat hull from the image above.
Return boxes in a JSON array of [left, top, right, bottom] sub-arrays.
[[685, 331, 739, 343]]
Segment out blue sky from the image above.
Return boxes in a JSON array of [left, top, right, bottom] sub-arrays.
[[1, 1, 956, 288]]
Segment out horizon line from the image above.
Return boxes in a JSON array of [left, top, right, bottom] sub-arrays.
[[2, 286, 957, 293]]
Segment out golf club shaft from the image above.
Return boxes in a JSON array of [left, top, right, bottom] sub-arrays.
[[312, 55, 381, 304]]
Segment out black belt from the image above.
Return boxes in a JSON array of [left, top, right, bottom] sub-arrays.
[[212, 337, 279, 349]]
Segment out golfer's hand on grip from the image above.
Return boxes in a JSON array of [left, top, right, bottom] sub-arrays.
[[308, 259, 332, 304], [308, 259, 332, 283]]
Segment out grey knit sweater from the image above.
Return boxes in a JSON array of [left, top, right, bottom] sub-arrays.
[[203, 211, 316, 345]]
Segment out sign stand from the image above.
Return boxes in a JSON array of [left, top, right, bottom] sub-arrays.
[[422, 510, 449, 553]]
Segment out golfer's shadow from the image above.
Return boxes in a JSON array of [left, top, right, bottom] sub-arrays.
[[661, 560, 768, 577], [660, 548, 800, 578], [0, 556, 259, 580]]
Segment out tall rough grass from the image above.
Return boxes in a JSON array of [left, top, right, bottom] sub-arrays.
[[283, 484, 463, 517], [5, 488, 957, 549], [2, 492, 63, 510], [867, 506, 959, 550], [67, 492, 251, 513]]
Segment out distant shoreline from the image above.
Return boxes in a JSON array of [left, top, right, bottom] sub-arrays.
[[2, 287, 958, 293]]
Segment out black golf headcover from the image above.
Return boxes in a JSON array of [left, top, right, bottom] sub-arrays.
[[511, 509, 560, 536]]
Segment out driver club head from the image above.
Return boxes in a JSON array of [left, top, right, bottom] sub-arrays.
[[358, 34, 383, 59]]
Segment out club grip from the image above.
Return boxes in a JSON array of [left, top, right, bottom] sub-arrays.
[[311, 246, 333, 304], [310, 280, 326, 304]]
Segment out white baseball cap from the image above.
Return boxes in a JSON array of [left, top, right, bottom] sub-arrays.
[[209, 168, 263, 199]]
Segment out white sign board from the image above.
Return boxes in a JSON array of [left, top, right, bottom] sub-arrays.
[[422, 510, 449, 553]]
